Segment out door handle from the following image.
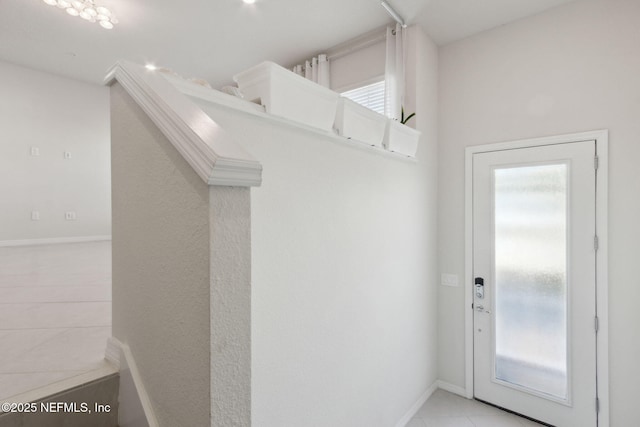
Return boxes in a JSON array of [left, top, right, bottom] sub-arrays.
[[475, 304, 491, 314]]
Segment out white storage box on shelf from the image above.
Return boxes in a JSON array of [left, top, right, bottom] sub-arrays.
[[334, 97, 387, 148], [233, 61, 339, 132], [384, 120, 421, 157]]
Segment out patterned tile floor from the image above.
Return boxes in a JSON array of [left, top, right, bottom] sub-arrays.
[[0, 241, 111, 400]]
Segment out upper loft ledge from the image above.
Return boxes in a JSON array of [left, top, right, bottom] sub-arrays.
[[104, 60, 262, 187]]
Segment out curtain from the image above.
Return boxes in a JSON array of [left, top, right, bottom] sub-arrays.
[[384, 23, 405, 120], [292, 54, 331, 88]]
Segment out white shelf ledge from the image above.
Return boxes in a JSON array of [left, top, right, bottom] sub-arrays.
[[165, 74, 418, 163]]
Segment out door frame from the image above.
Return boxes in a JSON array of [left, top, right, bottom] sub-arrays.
[[463, 129, 609, 426]]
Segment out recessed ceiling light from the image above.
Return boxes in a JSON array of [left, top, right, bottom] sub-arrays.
[[145, 64, 157, 71], [243, 0, 256, 4]]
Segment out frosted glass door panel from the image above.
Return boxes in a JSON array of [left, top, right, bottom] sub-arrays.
[[493, 164, 568, 400]]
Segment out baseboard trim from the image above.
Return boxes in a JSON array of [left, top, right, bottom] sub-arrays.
[[436, 380, 468, 398], [105, 337, 121, 369], [106, 337, 160, 427], [0, 235, 112, 247], [395, 381, 438, 427]]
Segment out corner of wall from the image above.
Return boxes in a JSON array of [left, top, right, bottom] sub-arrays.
[[106, 338, 159, 427]]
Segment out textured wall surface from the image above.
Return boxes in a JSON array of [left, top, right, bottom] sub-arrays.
[[438, 0, 640, 424], [209, 186, 252, 426], [110, 83, 211, 426], [0, 60, 111, 241], [193, 25, 439, 427]]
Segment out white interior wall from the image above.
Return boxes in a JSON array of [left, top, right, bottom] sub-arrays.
[[404, 23, 440, 417], [330, 40, 386, 92], [437, 1, 640, 424], [110, 82, 211, 427], [0, 61, 111, 242], [193, 25, 438, 427]]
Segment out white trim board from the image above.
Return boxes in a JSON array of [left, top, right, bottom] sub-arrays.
[[0, 235, 111, 247], [463, 129, 609, 426], [394, 381, 438, 427], [106, 337, 160, 427], [437, 380, 468, 398], [105, 61, 263, 187]]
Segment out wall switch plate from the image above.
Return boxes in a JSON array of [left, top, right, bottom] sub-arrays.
[[64, 151, 72, 159], [30, 147, 40, 156], [65, 211, 77, 221], [441, 273, 459, 287], [31, 211, 40, 221]]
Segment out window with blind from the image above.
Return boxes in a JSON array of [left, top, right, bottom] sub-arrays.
[[340, 80, 385, 115]]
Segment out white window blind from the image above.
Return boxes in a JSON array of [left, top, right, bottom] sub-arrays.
[[340, 80, 385, 115]]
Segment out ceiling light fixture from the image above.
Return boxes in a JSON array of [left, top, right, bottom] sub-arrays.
[[243, 0, 256, 4], [380, 0, 407, 28], [41, 0, 118, 29]]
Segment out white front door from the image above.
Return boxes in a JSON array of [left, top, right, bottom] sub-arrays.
[[472, 140, 598, 426]]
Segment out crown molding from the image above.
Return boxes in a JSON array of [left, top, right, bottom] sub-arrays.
[[105, 61, 262, 187]]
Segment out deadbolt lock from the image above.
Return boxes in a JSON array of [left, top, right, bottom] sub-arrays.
[[475, 277, 484, 299]]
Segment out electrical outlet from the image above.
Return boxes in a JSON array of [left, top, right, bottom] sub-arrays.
[[30, 147, 40, 156], [31, 211, 40, 221], [65, 211, 77, 221], [64, 151, 72, 159]]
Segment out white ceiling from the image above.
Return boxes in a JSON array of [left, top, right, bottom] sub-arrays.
[[0, 0, 579, 87]]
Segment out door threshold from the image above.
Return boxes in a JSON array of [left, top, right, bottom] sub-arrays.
[[473, 397, 554, 426]]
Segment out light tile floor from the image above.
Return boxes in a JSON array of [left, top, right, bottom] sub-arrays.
[[0, 241, 112, 400], [407, 390, 544, 427]]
